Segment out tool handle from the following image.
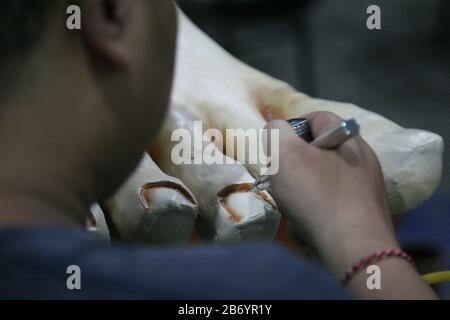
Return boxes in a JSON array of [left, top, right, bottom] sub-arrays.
[[311, 119, 360, 149]]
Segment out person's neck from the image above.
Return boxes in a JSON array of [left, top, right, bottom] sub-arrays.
[[0, 184, 89, 229], [0, 126, 93, 228], [0, 74, 95, 230]]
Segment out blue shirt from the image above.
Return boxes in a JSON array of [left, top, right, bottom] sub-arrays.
[[0, 227, 349, 299]]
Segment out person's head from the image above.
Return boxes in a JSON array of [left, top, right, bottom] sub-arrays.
[[0, 1, 177, 204]]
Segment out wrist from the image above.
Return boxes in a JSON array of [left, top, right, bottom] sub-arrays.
[[319, 237, 401, 278], [305, 209, 400, 276]]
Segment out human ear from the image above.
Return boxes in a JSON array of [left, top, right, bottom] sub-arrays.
[[80, 0, 131, 69]]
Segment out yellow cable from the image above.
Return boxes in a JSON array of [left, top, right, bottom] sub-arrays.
[[423, 271, 450, 285]]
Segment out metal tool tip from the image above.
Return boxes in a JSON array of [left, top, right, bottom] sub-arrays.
[[343, 119, 360, 137]]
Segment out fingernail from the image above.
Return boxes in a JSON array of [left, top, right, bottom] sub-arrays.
[[213, 183, 280, 243], [139, 181, 198, 211]]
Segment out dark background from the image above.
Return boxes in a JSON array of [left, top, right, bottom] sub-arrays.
[[178, 0, 450, 195]]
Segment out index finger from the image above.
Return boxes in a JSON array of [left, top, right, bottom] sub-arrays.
[[301, 111, 346, 139]]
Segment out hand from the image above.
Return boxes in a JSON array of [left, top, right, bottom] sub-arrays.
[[267, 112, 438, 299], [266, 112, 399, 275]]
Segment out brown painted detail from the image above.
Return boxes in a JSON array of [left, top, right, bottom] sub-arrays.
[[217, 183, 277, 223], [258, 102, 285, 122], [205, 127, 226, 155], [204, 118, 220, 133], [86, 213, 97, 228], [139, 181, 198, 211]]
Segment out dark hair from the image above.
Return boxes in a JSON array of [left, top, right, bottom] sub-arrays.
[[0, 1, 54, 60]]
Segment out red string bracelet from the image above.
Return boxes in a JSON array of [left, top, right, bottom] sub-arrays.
[[341, 249, 415, 285]]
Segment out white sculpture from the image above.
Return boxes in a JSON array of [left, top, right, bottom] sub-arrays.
[[94, 9, 444, 245]]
